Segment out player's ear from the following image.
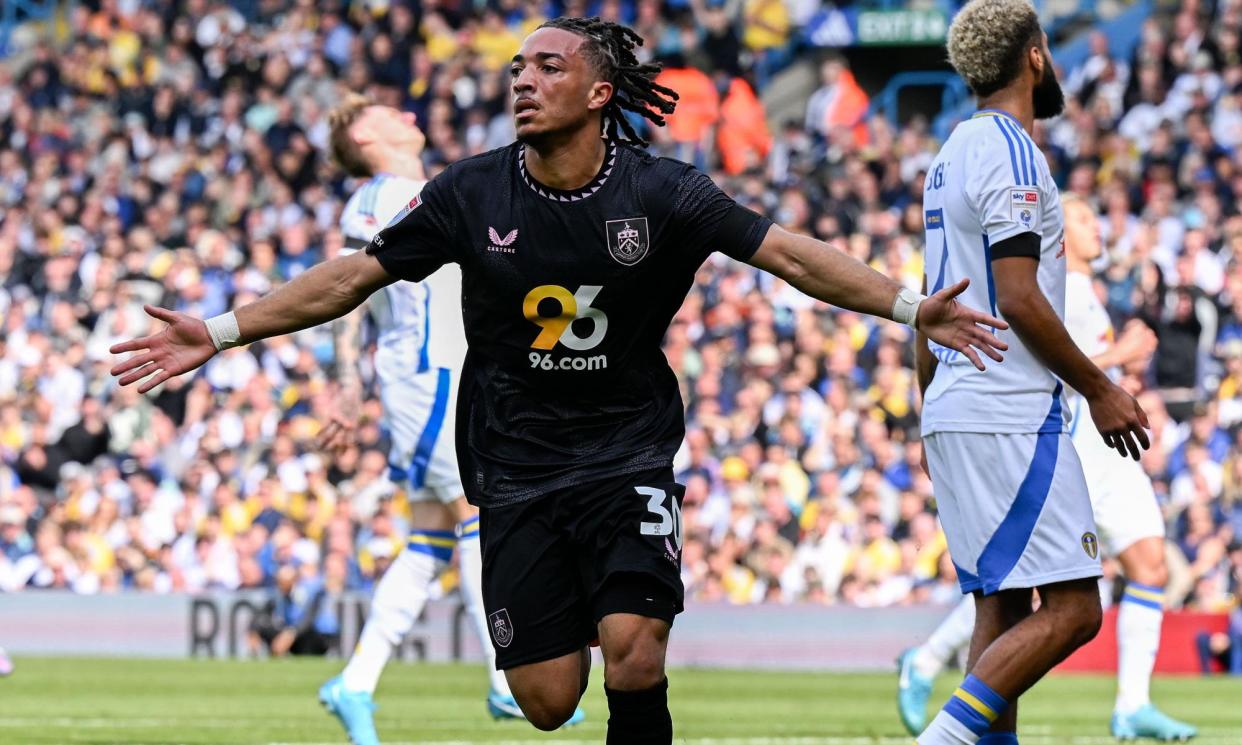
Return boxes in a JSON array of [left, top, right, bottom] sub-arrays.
[[350, 121, 374, 148], [587, 80, 614, 112], [1030, 33, 1050, 80]]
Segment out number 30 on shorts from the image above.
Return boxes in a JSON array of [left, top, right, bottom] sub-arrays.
[[637, 486, 683, 551]]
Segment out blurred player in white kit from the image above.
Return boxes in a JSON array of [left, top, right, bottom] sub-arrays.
[[315, 94, 583, 745]]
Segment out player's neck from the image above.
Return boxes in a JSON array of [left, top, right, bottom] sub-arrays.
[[977, 89, 1034, 133], [373, 148, 426, 182], [1067, 254, 1091, 275], [522, 134, 606, 191]]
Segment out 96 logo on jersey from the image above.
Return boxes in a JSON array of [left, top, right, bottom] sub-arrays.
[[523, 285, 609, 371]]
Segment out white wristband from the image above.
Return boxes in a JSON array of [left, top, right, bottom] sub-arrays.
[[892, 287, 926, 329], [204, 311, 243, 351]]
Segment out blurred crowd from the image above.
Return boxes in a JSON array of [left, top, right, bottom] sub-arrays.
[[0, 0, 1241, 629]]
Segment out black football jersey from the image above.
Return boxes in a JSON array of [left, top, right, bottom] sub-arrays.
[[366, 140, 772, 506]]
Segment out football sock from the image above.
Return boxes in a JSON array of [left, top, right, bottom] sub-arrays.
[[457, 515, 512, 697], [977, 733, 1019, 744], [341, 531, 451, 693], [1116, 581, 1164, 713], [915, 596, 977, 679], [918, 674, 1008, 745], [605, 678, 672, 745]]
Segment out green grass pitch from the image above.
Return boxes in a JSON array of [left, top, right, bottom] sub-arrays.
[[2, 657, 1240, 744]]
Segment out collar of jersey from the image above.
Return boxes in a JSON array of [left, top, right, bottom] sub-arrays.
[[972, 108, 1025, 130], [517, 140, 617, 202]]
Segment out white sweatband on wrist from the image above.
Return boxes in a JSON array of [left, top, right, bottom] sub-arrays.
[[892, 287, 926, 329], [204, 311, 243, 351]]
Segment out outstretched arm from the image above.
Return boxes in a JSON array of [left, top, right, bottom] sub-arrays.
[[747, 225, 1009, 370], [234, 251, 393, 341], [111, 251, 395, 393]]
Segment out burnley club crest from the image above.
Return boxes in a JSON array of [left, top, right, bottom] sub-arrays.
[[606, 217, 650, 266], [489, 608, 514, 648]]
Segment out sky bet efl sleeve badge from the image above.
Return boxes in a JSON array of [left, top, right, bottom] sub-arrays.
[[1010, 188, 1040, 230], [606, 216, 650, 266]]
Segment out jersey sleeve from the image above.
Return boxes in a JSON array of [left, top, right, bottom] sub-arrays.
[[667, 165, 773, 262], [376, 178, 427, 227], [341, 178, 429, 254], [964, 130, 1043, 245], [365, 170, 460, 282], [339, 190, 376, 250]]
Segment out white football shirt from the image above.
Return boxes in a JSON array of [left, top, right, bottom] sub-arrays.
[[1063, 271, 1113, 361], [921, 110, 1068, 435], [1063, 269, 1116, 440], [339, 174, 466, 380]]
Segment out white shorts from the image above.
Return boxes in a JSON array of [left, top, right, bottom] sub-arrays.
[[1069, 397, 1165, 556], [380, 367, 464, 504], [926, 429, 1102, 596]]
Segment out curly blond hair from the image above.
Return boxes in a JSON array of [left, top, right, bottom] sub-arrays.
[[947, 0, 1043, 97]]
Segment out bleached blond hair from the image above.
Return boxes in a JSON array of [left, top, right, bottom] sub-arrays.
[[947, 0, 1043, 97]]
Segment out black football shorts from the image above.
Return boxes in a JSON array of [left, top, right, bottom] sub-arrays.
[[478, 467, 686, 670]]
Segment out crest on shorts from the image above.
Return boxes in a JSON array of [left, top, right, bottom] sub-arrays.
[[1081, 532, 1099, 559], [489, 608, 514, 648], [605, 217, 649, 266]]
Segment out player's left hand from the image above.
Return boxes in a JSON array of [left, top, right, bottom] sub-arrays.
[[916, 278, 1009, 371], [1088, 382, 1152, 461]]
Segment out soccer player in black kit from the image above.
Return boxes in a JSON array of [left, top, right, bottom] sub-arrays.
[[110, 17, 1009, 743]]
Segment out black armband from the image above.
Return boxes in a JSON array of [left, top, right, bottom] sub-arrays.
[[989, 232, 1040, 260]]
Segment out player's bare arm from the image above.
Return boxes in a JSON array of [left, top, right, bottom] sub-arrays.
[[992, 253, 1150, 460], [748, 225, 1009, 371], [110, 250, 396, 393]]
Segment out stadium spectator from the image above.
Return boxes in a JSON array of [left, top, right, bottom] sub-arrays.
[[249, 559, 343, 657]]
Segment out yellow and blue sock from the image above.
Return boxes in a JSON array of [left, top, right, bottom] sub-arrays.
[[1121, 581, 1164, 611], [944, 674, 1007, 737], [1117, 581, 1165, 712], [919, 674, 1008, 743], [457, 515, 480, 540], [407, 528, 456, 562]]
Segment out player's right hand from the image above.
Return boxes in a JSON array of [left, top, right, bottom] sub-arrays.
[[917, 278, 1010, 372], [1115, 320, 1157, 366], [109, 305, 217, 394], [316, 383, 362, 454], [1087, 382, 1151, 461]]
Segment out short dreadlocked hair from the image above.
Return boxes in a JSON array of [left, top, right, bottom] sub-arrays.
[[537, 16, 678, 146]]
